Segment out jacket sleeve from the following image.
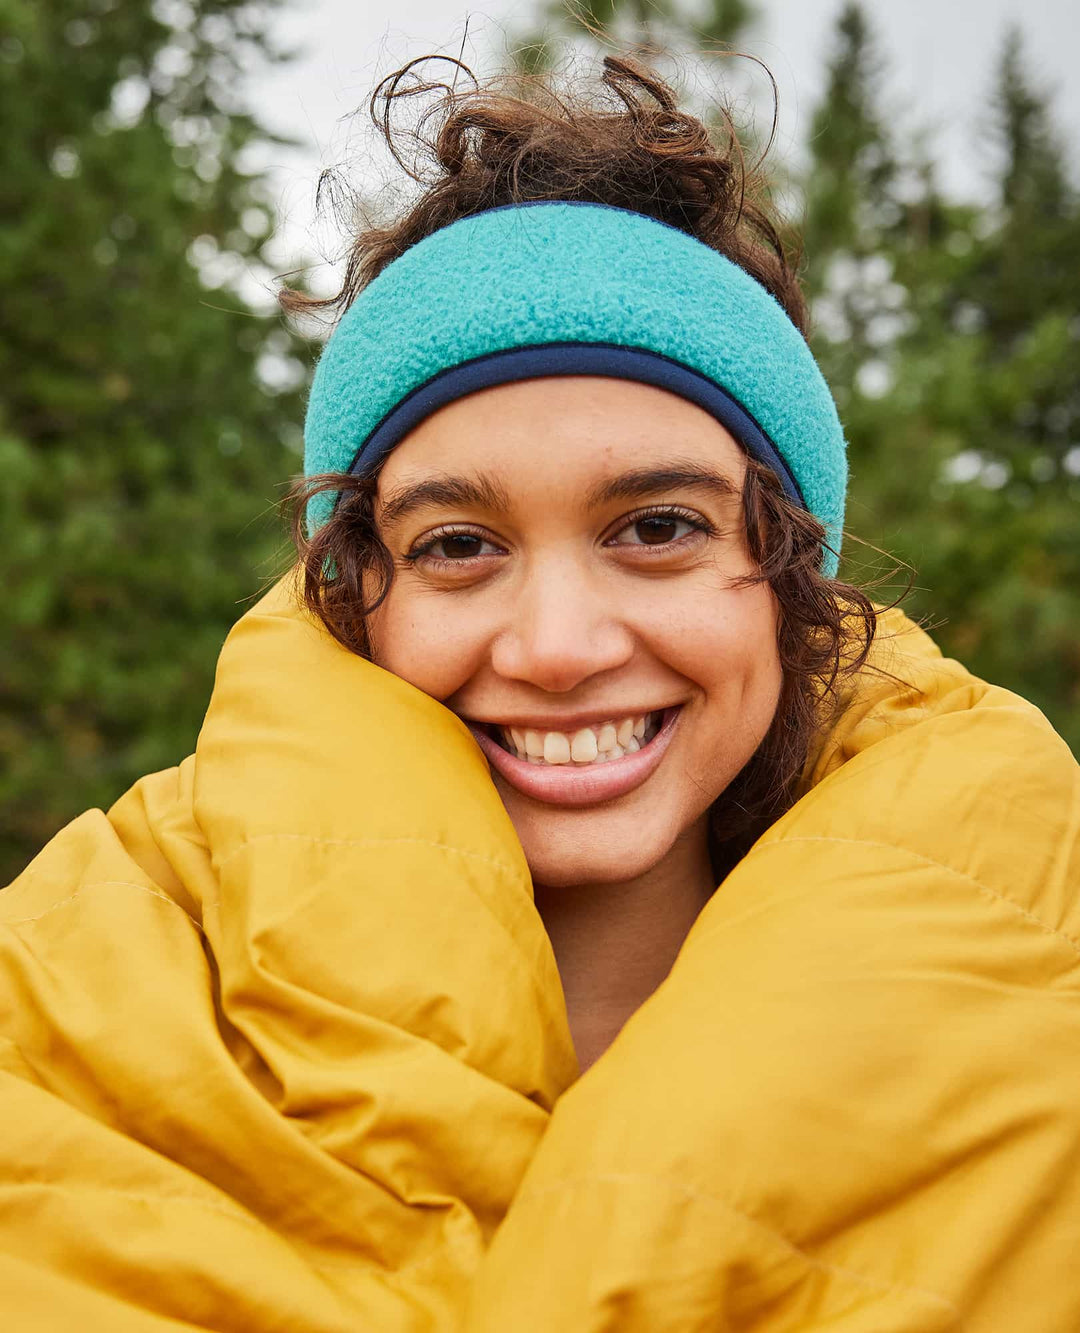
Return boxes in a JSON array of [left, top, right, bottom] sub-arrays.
[[467, 691, 1080, 1332]]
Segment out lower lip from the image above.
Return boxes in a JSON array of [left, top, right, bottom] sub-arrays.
[[468, 708, 682, 808]]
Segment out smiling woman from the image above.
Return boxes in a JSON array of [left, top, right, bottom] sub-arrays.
[[284, 55, 877, 1071], [296, 372, 812, 1065], [4, 48, 1080, 1333]]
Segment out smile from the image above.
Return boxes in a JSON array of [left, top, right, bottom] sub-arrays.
[[498, 712, 663, 764], [466, 707, 682, 808]]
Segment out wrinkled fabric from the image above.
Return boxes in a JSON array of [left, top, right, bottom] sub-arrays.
[[2, 574, 1078, 1331]]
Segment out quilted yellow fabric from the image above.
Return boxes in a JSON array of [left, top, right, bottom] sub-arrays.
[[3, 574, 1078, 1331]]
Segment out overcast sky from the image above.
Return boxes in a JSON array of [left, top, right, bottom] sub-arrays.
[[246, 0, 1079, 283]]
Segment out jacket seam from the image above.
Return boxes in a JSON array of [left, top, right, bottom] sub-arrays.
[[747, 835, 1080, 961], [512, 1172, 959, 1316], [2, 880, 204, 934], [216, 832, 525, 883]]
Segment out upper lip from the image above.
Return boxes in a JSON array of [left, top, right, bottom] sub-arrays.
[[460, 705, 680, 732]]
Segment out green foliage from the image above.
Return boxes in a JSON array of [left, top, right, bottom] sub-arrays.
[[800, 3, 897, 275], [801, 9, 1080, 752], [0, 0, 308, 880]]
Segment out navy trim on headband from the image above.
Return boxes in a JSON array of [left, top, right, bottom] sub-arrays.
[[348, 343, 806, 509]]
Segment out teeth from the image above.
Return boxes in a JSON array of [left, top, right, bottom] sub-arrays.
[[542, 732, 571, 765], [498, 712, 665, 766], [570, 728, 599, 763]]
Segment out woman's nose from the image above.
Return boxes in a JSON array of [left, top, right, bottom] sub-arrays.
[[489, 564, 635, 694]]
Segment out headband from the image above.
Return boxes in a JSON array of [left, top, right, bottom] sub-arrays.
[[303, 201, 847, 575]]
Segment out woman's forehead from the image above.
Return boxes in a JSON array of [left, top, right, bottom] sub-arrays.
[[376, 376, 747, 510]]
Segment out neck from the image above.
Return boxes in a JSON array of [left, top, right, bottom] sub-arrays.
[[533, 821, 714, 1075]]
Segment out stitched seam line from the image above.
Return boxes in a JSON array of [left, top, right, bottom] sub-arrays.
[[745, 834, 1080, 960], [513, 1172, 958, 1315], [2, 880, 204, 934], [216, 832, 524, 883]]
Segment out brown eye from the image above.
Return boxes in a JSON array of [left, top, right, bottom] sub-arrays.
[[409, 530, 503, 564], [435, 533, 486, 559], [610, 512, 701, 547], [634, 516, 681, 545]]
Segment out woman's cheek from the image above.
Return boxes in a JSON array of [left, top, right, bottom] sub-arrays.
[[679, 584, 781, 743], [654, 580, 778, 680], [370, 593, 484, 700]]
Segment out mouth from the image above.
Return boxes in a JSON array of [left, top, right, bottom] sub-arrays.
[[487, 711, 664, 764], [465, 707, 682, 808]]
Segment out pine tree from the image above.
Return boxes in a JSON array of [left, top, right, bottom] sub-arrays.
[[902, 28, 1080, 738], [512, 0, 758, 74], [801, 2, 896, 271], [994, 28, 1069, 220], [803, 14, 1080, 750], [0, 0, 308, 879]]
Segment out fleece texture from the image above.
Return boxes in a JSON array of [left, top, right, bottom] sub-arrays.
[[303, 201, 848, 574]]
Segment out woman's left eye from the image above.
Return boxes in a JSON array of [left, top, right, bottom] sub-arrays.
[[608, 512, 704, 547]]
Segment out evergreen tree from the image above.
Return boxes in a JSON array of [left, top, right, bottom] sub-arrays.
[[994, 28, 1069, 219], [0, 0, 308, 880], [899, 27, 1080, 738], [802, 13, 1080, 751], [800, 2, 897, 273]]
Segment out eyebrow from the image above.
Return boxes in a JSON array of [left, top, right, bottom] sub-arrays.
[[378, 473, 513, 527], [377, 458, 740, 527], [584, 462, 741, 508]]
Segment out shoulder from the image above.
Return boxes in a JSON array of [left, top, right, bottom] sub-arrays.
[[798, 607, 1080, 954]]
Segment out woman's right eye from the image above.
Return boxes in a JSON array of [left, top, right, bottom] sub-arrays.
[[407, 530, 502, 563], [429, 533, 489, 559]]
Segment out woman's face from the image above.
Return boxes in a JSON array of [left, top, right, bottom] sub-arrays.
[[368, 377, 782, 888]]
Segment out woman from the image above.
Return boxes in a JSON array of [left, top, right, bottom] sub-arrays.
[[2, 56, 1078, 1332]]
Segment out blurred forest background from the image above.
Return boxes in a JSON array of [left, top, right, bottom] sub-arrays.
[[2, 0, 1078, 881]]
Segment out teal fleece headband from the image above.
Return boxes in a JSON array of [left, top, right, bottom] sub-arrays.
[[303, 201, 847, 575]]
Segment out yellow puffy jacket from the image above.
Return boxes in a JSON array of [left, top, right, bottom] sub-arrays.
[[3, 575, 1079, 1331]]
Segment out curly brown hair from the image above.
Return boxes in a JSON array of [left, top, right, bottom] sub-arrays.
[[282, 53, 879, 872]]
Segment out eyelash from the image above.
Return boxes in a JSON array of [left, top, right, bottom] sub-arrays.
[[403, 505, 717, 567]]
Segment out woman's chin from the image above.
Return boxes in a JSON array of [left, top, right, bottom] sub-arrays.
[[526, 849, 662, 891], [490, 748, 723, 890], [509, 808, 678, 890]]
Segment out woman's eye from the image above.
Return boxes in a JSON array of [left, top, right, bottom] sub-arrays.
[[611, 514, 701, 547], [413, 532, 500, 561], [435, 534, 484, 559]]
